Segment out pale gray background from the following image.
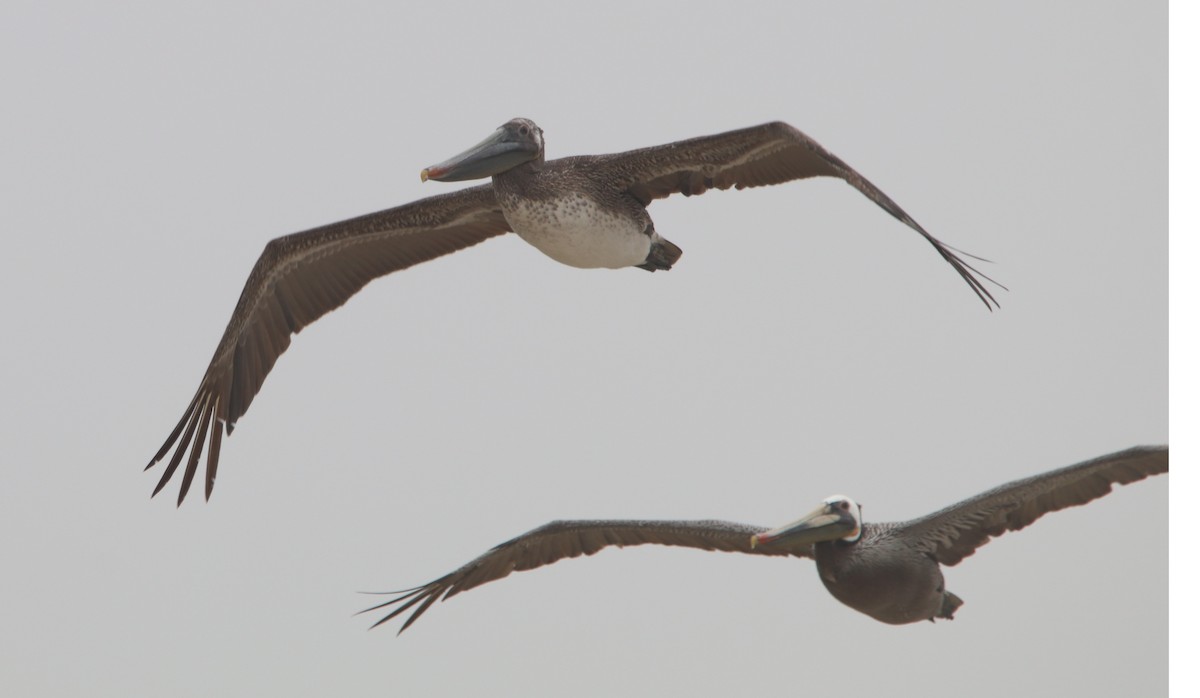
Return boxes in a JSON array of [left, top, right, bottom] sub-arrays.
[[0, 2, 1167, 696]]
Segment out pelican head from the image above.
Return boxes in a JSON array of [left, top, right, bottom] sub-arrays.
[[751, 495, 863, 549], [421, 118, 544, 182]]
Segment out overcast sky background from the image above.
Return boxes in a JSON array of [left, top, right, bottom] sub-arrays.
[[1, 3, 1169, 696]]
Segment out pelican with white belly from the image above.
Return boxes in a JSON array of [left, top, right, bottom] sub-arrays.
[[146, 118, 999, 503]]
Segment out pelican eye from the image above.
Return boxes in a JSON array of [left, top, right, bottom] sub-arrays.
[[518, 125, 530, 136]]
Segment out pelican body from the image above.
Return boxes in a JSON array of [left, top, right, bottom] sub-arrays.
[[422, 120, 681, 271], [756, 501, 964, 624], [146, 118, 998, 503], [364, 446, 1166, 633]]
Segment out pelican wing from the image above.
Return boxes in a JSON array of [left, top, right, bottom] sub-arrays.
[[146, 184, 510, 504], [364, 518, 808, 634], [899, 446, 1168, 566], [590, 121, 998, 309]]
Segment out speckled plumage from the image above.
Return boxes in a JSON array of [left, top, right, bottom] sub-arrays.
[[365, 446, 1165, 633], [497, 186, 655, 269]]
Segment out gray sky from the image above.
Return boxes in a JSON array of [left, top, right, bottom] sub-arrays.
[[1, 2, 1167, 696]]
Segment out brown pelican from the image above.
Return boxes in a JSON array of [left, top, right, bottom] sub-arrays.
[[364, 445, 1165, 633], [146, 118, 999, 503]]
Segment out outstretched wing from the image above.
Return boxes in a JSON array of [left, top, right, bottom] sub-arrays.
[[363, 518, 810, 634], [146, 184, 510, 504], [588, 121, 999, 309], [898, 446, 1167, 566]]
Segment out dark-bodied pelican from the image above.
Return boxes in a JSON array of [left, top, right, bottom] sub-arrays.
[[146, 118, 1000, 503], [364, 446, 1165, 633]]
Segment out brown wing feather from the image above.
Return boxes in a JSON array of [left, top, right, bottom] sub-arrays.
[[591, 121, 1000, 309], [362, 519, 809, 634], [146, 184, 510, 504], [898, 446, 1167, 566]]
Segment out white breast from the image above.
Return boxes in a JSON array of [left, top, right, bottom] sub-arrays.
[[504, 193, 650, 269]]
